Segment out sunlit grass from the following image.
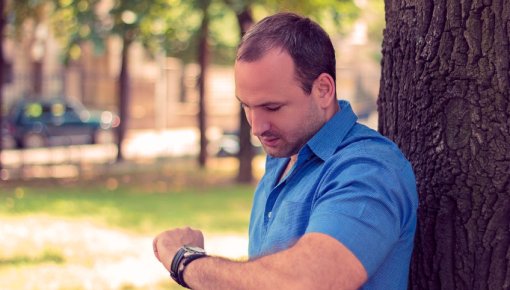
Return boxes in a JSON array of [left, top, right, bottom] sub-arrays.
[[0, 159, 260, 289], [0, 157, 259, 234], [0, 248, 65, 267], [0, 184, 254, 234]]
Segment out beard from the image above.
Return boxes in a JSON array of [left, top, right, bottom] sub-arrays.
[[260, 105, 325, 158]]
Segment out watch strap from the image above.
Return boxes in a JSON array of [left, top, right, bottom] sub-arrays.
[[170, 246, 208, 289], [170, 247, 185, 283], [178, 253, 208, 288]]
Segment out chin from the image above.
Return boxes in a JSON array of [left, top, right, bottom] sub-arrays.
[[265, 149, 294, 158], [264, 149, 284, 158], [263, 141, 302, 158]]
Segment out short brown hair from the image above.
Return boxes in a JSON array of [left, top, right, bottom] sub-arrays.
[[237, 12, 336, 95]]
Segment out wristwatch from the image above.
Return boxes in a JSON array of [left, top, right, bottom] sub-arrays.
[[170, 245, 208, 289]]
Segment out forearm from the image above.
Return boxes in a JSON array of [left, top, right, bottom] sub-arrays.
[[184, 249, 308, 290], [155, 230, 366, 290]]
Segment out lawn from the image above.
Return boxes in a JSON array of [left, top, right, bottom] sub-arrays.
[[0, 158, 259, 290], [0, 182, 254, 234], [0, 159, 256, 234]]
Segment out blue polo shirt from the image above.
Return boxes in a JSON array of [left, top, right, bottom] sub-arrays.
[[248, 100, 418, 289]]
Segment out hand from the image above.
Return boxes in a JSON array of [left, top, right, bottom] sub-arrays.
[[153, 227, 205, 271]]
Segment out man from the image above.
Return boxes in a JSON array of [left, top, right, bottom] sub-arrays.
[[153, 12, 418, 290]]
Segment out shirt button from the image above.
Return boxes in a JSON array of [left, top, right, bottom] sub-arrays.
[[267, 212, 272, 219]]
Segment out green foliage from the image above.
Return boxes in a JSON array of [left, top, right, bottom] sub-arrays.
[[365, 0, 385, 44], [6, 0, 50, 38], [50, 0, 103, 63], [206, 2, 239, 64], [0, 183, 254, 234], [162, 0, 241, 64], [7, 0, 362, 65], [17, 0, 202, 63], [251, 0, 359, 35], [217, 0, 360, 64]]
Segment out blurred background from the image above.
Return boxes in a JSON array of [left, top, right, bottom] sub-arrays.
[[0, 0, 384, 289]]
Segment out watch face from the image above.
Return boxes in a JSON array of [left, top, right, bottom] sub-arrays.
[[184, 245, 206, 254]]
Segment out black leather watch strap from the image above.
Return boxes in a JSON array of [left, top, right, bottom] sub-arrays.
[[170, 245, 208, 289], [178, 253, 208, 288], [170, 247, 186, 284]]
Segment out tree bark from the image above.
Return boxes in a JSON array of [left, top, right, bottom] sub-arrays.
[[379, 0, 510, 289], [116, 35, 132, 162], [235, 8, 255, 183]]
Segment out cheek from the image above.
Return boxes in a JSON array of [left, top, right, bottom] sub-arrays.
[[273, 115, 301, 137], [283, 106, 321, 139]]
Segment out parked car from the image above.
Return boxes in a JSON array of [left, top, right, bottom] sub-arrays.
[[4, 98, 120, 148]]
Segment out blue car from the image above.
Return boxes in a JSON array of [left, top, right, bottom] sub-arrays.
[[4, 98, 120, 148]]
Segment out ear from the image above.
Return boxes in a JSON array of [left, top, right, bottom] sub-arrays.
[[312, 73, 336, 109]]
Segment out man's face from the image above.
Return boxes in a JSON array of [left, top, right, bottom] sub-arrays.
[[235, 48, 326, 158]]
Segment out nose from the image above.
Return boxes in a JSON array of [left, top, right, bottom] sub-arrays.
[[247, 109, 269, 137]]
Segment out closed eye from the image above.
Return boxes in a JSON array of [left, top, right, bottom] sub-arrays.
[[265, 105, 281, 112]]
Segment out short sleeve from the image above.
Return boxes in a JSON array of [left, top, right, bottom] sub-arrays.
[[306, 155, 412, 276]]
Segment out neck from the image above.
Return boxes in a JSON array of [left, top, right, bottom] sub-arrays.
[[279, 156, 297, 183]]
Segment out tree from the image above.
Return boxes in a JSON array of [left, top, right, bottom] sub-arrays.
[[10, 0, 51, 97], [378, 1, 510, 289], [223, 0, 255, 183], [165, 0, 232, 168], [50, 0, 103, 65], [108, 1, 167, 161], [0, 0, 5, 171], [52, 0, 218, 166], [53, 0, 196, 162], [196, 0, 212, 167]]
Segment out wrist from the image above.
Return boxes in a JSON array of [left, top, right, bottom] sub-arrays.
[[170, 245, 208, 289]]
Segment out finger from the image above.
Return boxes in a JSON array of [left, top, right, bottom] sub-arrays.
[[153, 237, 160, 260]]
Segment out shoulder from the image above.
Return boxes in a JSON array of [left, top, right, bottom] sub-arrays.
[[316, 123, 418, 216], [329, 123, 412, 172]]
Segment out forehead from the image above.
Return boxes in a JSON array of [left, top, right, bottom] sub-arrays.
[[234, 49, 299, 102]]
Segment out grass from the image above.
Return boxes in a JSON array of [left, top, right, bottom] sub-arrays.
[[0, 186, 252, 233], [0, 248, 65, 267], [0, 158, 261, 289], [0, 183, 254, 235], [0, 158, 258, 234]]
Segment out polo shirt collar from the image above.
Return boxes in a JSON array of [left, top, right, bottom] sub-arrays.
[[305, 100, 358, 161]]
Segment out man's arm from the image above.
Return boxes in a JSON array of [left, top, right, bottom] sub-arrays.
[[154, 228, 367, 290]]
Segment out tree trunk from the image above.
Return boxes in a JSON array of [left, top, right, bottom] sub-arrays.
[[32, 60, 43, 96], [30, 14, 45, 98], [235, 8, 255, 183], [197, 2, 210, 168], [0, 0, 5, 171], [378, 1, 510, 289], [116, 35, 132, 162]]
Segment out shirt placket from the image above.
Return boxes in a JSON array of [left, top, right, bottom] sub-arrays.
[[263, 151, 311, 227]]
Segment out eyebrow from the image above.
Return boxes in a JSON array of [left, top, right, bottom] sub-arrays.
[[236, 96, 283, 108]]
